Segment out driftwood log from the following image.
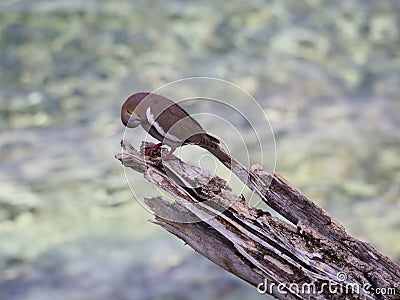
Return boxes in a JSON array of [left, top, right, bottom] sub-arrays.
[[115, 140, 400, 300]]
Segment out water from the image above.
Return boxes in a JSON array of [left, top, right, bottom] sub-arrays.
[[0, 1, 399, 299]]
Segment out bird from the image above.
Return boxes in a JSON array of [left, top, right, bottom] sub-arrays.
[[121, 92, 232, 166]]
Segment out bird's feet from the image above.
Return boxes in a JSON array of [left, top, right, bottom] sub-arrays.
[[154, 147, 176, 162], [144, 143, 162, 157], [143, 143, 176, 166]]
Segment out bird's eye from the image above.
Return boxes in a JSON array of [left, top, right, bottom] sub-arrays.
[[127, 111, 132, 115]]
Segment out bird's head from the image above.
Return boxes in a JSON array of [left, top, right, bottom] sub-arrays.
[[121, 92, 151, 128]]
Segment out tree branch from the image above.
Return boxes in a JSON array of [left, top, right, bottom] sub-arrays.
[[115, 141, 400, 300]]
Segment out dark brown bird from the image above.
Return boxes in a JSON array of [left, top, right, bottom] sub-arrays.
[[121, 92, 231, 165]]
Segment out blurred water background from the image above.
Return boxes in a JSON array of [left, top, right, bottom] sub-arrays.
[[0, 0, 399, 299]]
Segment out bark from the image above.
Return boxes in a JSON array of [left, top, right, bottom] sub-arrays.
[[115, 141, 400, 300]]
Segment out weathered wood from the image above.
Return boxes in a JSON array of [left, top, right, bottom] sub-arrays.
[[115, 141, 400, 300]]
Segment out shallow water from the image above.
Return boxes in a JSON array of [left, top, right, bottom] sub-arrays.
[[0, 1, 399, 299]]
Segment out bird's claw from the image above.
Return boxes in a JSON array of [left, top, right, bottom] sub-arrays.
[[144, 143, 162, 157], [151, 150, 176, 167]]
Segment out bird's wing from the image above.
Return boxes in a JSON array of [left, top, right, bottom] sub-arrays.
[[149, 96, 207, 143]]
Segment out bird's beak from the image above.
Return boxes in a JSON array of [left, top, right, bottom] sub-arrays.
[[127, 116, 141, 128]]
